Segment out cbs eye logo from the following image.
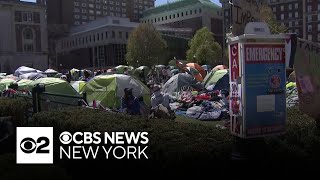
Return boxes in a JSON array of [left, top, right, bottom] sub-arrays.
[[59, 132, 72, 144], [16, 127, 53, 164], [20, 137, 50, 154]]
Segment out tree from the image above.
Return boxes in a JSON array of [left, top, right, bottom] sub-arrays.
[[186, 27, 222, 65], [260, 4, 288, 34], [126, 23, 167, 67]]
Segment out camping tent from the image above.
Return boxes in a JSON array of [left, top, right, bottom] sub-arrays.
[[185, 67, 203, 82], [0, 79, 16, 92], [14, 66, 39, 77], [71, 81, 86, 93], [204, 69, 229, 91], [115, 65, 133, 74], [17, 79, 33, 90], [27, 78, 79, 96], [162, 73, 203, 96], [81, 74, 151, 108], [186, 63, 206, 78]]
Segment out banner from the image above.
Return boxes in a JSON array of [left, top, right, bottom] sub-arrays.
[[294, 39, 320, 119], [231, 0, 263, 36], [244, 44, 286, 137]]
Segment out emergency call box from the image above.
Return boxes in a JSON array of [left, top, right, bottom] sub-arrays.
[[228, 34, 287, 138]]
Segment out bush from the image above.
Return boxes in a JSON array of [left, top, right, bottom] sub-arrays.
[[31, 107, 232, 172], [0, 97, 30, 126]]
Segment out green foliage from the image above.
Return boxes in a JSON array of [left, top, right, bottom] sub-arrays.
[[260, 5, 288, 34], [126, 24, 168, 67], [187, 27, 222, 65], [0, 97, 30, 126]]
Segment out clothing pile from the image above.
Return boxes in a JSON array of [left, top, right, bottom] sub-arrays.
[[170, 89, 229, 121]]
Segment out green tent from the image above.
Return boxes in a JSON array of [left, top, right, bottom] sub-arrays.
[[115, 65, 133, 74], [71, 81, 86, 94], [81, 74, 151, 109], [17, 79, 33, 90], [27, 78, 79, 96], [0, 79, 16, 92], [134, 66, 150, 78], [204, 69, 228, 88]]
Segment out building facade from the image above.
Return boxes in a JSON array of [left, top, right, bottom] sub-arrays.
[[54, 16, 192, 71], [140, 0, 224, 46], [0, 0, 48, 73], [220, 0, 320, 43], [38, 0, 155, 25]]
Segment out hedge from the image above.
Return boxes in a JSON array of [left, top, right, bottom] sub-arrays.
[[0, 97, 30, 126]]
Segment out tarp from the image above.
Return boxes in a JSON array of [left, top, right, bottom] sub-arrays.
[[14, 66, 39, 77], [0, 79, 16, 92], [211, 65, 228, 74], [44, 69, 58, 74], [162, 73, 202, 96], [71, 81, 86, 93], [81, 74, 151, 108], [19, 72, 46, 80], [204, 69, 229, 89], [27, 78, 79, 96], [186, 63, 206, 78], [185, 67, 203, 82]]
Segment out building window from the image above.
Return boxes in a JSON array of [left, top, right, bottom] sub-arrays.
[[82, 15, 87, 20], [295, 12, 298, 18], [190, 10, 192, 15], [126, 32, 129, 39], [97, 33, 100, 41], [289, 4, 292, 10], [22, 12, 33, 22], [177, 13, 179, 18], [119, 32, 122, 38], [289, 13, 292, 19], [22, 28, 35, 52], [74, 2, 79, 6], [89, 4, 94, 8], [195, 9, 197, 14], [161, 17, 163, 21], [308, 34, 312, 41], [281, 14, 284, 20], [74, 8, 80, 13], [308, 15, 312, 22], [186, 11, 188, 15], [280, 5, 284, 11], [82, 9, 87, 13], [272, 7, 276, 12], [296, 29, 299, 35], [74, 21, 80, 25], [112, 31, 115, 38], [318, 24, 320, 31], [97, 11, 101, 15], [295, 3, 298, 9], [181, 12, 183, 17], [308, 5, 312, 13], [89, 10, 94, 14], [158, 17, 160, 21], [81, 3, 87, 7], [318, 34, 320, 41], [74, 15, 80, 19], [173, 14, 175, 18], [308, 25, 312, 32], [165, 16, 167, 20], [318, 14, 320, 20], [289, 21, 292, 27], [295, 21, 299, 26], [105, 32, 108, 38]]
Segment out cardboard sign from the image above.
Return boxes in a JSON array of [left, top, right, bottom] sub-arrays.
[[244, 44, 286, 137], [294, 39, 320, 119], [232, 0, 263, 36]]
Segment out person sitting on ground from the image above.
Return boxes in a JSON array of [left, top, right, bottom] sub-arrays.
[[150, 85, 175, 119], [123, 67, 129, 75], [120, 88, 140, 115], [1, 83, 18, 97], [83, 70, 91, 82]]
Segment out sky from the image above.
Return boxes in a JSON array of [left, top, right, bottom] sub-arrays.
[[22, 0, 222, 7]]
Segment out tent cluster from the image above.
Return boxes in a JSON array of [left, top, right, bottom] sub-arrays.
[[0, 64, 299, 123]]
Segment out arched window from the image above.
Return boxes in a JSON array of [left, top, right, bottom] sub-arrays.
[[22, 27, 35, 52]]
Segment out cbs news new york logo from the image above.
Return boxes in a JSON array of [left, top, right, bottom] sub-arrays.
[[16, 127, 53, 164]]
